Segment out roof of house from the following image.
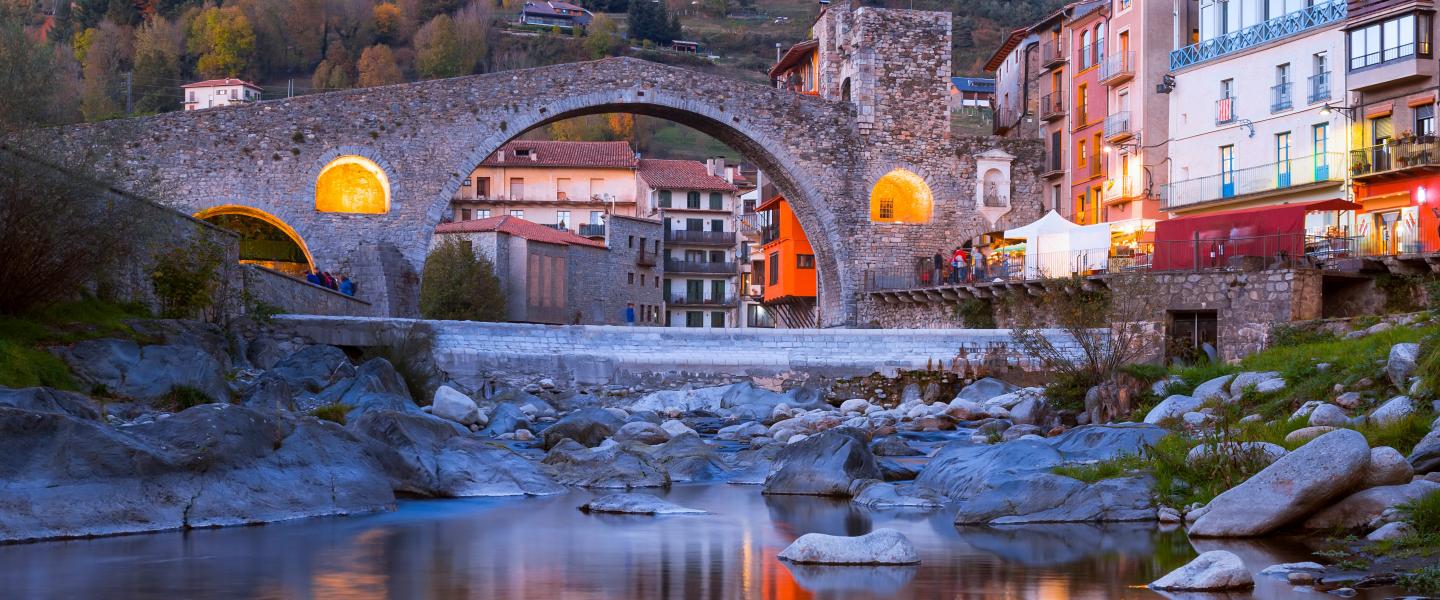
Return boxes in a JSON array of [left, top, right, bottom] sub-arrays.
[[982, 29, 1030, 73], [950, 77, 996, 93], [435, 215, 608, 248], [769, 39, 819, 78], [479, 140, 638, 169], [637, 159, 738, 192], [522, 1, 591, 16], [182, 78, 262, 90]]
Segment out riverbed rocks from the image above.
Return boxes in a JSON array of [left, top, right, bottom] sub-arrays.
[[1387, 343, 1420, 391], [762, 428, 882, 496], [541, 407, 625, 449], [952, 377, 1017, 404], [952, 474, 1156, 525], [1150, 550, 1254, 591], [870, 436, 923, 457], [0, 386, 102, 419], [1189, 429, 1372, 537], [480, 403, 531, 436], [1301, 479, 1440, 530], [1369, 396, 1414, 426], [57, 337, 231, 404], [1185, 442, 1287, 467], [613, 421, 670, 445], [642, 432, 728, 482], [578, 493, 704, 515], [1307, 403, 1350, 427], [350, 409, 559, 497], [1410, 429, 1440, 473], [1284, 426, 1337, 444], [1143, 394, 1201, 424], [431, 385, 482, 426], [1363, 446, 1414, 487], [1192, 374, 1235, 403], [542, 439, 670, 488], [777, 528, 920, 565]]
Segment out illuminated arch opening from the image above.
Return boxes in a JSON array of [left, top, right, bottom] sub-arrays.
[[195, 205, 316, 277], [868, 169, 932, 224], [315, 155, 391, 214]]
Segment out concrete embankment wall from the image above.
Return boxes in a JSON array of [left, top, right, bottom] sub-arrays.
[[273, 316, 1081, 387]]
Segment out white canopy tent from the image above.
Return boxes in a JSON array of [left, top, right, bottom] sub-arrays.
[[1002, 210, 1111, 279]]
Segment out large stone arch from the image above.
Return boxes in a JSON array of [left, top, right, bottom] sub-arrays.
[[194, 204, 318, 272]]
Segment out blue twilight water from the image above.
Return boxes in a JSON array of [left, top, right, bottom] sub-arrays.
[[0, 484, 1402, 599]]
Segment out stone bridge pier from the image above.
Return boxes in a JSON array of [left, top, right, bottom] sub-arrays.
[[15, 1, 1044, 325]]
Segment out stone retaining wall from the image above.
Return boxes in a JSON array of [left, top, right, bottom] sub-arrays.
[[272, 315, 1084, 388], [243, 265, 376, 318]]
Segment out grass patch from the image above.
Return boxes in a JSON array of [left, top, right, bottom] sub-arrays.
[[309, 403, 350, 425], [1354, 412, 1434, 454], [163, 385, 213, 411], [1401, 565, 1440, 595], [1052, 454, 1146, 483], [0, 298, 150, 390]]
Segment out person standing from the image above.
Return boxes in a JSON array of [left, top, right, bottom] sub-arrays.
[[339, 276, 355, 296], [930, 249, 944, 286], [950, 247, 966, 284], [625, 302, 636, 326]]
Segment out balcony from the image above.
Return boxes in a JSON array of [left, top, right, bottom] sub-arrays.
[[1099, 52, 1135, 85], [668, 295, 737, 307], [1270, 82, 1293, 113], [1350, 137, 1440, 181], [1348, 52, 1437, 93], [1307, 72, 1331, 104], [1160, 152, 1345, 211], [1103, 111, 1133, 142], [578, 223, 605, 237], [1103, 179, 1147, 205], [1078, 158, 1103, 181], [664, 259, 737, 274], [665, 230, 737, 246], [636, 249, 657, 267], [1169, 0, 1346, 70], [1216, 97, 1237, 125], [1040, 41, 1066, 69], [1042, 154, 1066, 179], [1039, 92, 1066, 122]]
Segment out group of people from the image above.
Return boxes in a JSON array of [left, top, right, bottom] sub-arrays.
[[306, 270, 356, 296], [925, 247, 1004, 285]]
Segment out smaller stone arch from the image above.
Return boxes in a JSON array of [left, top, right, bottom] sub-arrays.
[[868, 168, 933, 224], [313, 151, 393, 214], [195, 205, 317, 276]]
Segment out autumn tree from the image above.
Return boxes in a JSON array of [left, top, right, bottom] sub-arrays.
[[187, 6, 256, 78], [132, 16, 183, 113], [419, 238, 506, 321], [373, 2, 406, 44], [0, 10, 80, 131], [583, 12, 622, 59], [237, 0, 324, 75], [79, 22, 129, 121], [311, 44, 354, 89], [413, 13, 462, 78], [452, 0, 489, 71], [356, 44, 404, 87]]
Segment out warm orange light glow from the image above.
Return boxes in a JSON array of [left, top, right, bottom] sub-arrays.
[[869, 169, 932, 223], [316, 155, 391, 214], [193, 204, 317, 271]]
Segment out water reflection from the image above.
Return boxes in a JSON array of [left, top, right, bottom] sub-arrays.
[[0, 485, 1404, 599]]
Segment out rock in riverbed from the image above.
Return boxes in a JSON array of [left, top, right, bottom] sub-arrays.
[[777, 528, 920, 565], [579, 493, 704, 514], [1150, 550, 1253, 591], [763, 428, 881, 497]]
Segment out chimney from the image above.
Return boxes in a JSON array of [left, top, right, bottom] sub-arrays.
[[496, 150, 504, 163], [724, 165, 737, 184], [706, 156, 725, 177]]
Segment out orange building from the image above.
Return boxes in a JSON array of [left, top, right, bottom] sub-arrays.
[[757, 195, 817, 327]]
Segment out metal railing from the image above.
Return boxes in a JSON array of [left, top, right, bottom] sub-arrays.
[[1084, 157, 1103, 179], [1271, 81, 1293, 113], [578, 223, 605, 237], [1308, 72, 1331, 104], [1040, 41, 1066, 67], [1350, 137, 1440, 177], [1104, 111, 1133, 140], [1216, 97, 1237, 125], [1169, 0, 1347, 70], [636, 249, 657, 267], [665, 230, 736, 245], [1076, 43, 1098, 70], [668, 295, 737, 306], [1100, 52, 1135, 83], [664, 259, 737, 274], [1160, 152, 1344, 209], [1039, 92, 1066, 120]]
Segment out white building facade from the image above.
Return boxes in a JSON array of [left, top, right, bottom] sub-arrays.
[[182, 79, 262, 111], [639, 158, 743, 328]]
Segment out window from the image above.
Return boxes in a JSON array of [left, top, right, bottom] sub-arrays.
[[877, 198, 894, 219], [659, 190, 672, 208], [709, 192, 723, 210], [768, 252, 780, 285], [710, 219, 724, 232], [589, 178, 603, 198], [628, 272, 635, 285], [628, 235, 635, 248], [510, 209, 524, 218], [1120, 0, 1130, 11], [1417, 104, 1435, 137], [687, 191, 701, 209], [476, 177, 490, 197], [477, 209, 491, 219], [509, 178, 524, 199], [1077, 139, 1089, 167], [1313, 123, 1330, 177], [1218, 0, 1230, 35], [1349, 13, 1430, 70], [1095, 23, 1105, 65], [708, 250, 725, 263], [686, 218, 703, 231], [1079, 30, 1091, 68], [1051, 184, 1063, 211], [797, 254, 815, 269], [685, 311, 703, 327], [460, 208, 471, 220], [556, 210, 570, 227], [1077, 84, 1088, 121], [1275, 132, 1292, 186], [1220, 145, 1236, 197], [640, 274, 645, 286], [711, 280, 725, 301], [1220, 78, 1233, 98], [556, 178, 570, 200], [710, 311, 725, 328]]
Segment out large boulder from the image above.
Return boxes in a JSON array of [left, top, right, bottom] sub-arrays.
[[613, 421, 670, 445], [952, 377, 1018, 404], [56, 338, 230, 404], [1369, 396, 1414, 426], [541, 407, 624, 449], [1364, 446, 1414, 488], [349, 409, 556, 497], [1143, 394, 1201, 424], [1387, 343, 1420, 391], [642, 432, 727, 482], [1188, 429, 1372, 537], [777, 528, 920, 565], [542, 439, 670, 488], [952, 474, 1155, 524], [0, 403, 394, 543], [851, 481, 945, 508], [1045, 423, 1167, 462], [1410, 429, 1440, 474], [1009, 396, 1050, 426], [1230, 371, 1281, 395], [431, 385, 481, 426], [1301, 480, 1440, 530], [762, 428, 882, 497], [579, 493, 704, 514], [479, 403, 532, 437], [266, 345, 354, 393], [1307, 403, 1349, 427], [1150, 551, 1253, 591], [870, 436, 923, 457], [0, 386, 100, 420], [1191, 374, 1235, 403]]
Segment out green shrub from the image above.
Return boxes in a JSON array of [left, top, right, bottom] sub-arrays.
[[164, 385, 212, 411], [1052, 454, 1146, 483], [1418, 335, 1440, 397], [418, 238, 506, 321], [1401, 490, 1440, 533], [1400, 565, 1440, 596], [1269, 323, 1337, 348], [955, 298, 995, 328], [150, 235, 225, 319], [309, 403, 350, 425], [1043, 370, 1099, 412]]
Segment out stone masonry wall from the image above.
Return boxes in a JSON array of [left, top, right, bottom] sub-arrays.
[[273, 315, 1085, 388], [575, 214, 663, 325], [242, 265, 376, 317]]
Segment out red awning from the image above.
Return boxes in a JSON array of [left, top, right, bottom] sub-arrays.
[[1153, 199, 1360, 270]]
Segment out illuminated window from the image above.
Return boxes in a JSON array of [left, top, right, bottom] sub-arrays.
[[315, 155, 390, 214], [868, 169, 933, 223]]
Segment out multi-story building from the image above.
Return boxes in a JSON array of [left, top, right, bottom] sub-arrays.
[[519, 0, 593, 29], [449, 140, 639, 236], [1069, 3, 1110, 225], [182, 79, 262, 111], [1031, 8, 1073, 214], [1099, 0, 1167, 244], [757, 193, 819, 328], [988, 28, 1042, 138], [1343, 0, 1440, 255], [1163, 0, 1350, 228], [638, 157, 743, 328]]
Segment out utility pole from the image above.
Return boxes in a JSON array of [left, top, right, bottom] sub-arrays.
[[123, 72, 133, 116], [287, 79, 294, 98]]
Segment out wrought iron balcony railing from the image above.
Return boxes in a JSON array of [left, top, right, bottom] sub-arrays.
[[1160, 152, 1344, 209], [1307, 72, 1331, 104], [1169, 0, 1346, 70], [1271, 82, 1293, 113]]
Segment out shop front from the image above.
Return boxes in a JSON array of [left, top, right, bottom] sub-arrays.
[[1352, 175, 1440, 256]]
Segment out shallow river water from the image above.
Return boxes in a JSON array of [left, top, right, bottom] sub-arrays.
[[0, 483, 1409, 599]]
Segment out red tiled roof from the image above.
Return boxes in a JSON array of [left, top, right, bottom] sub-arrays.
[[479, 140, 637, 169], [768, 39, 818, 78], [637, 159, 738, 192], [435, 215, 608, 248], [182, 78, 262, 90]]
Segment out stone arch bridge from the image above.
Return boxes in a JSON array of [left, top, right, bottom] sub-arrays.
[[19, 56, 1044, 325]]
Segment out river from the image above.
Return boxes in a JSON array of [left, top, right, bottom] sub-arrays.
[[0, 482, 1407, 599]]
